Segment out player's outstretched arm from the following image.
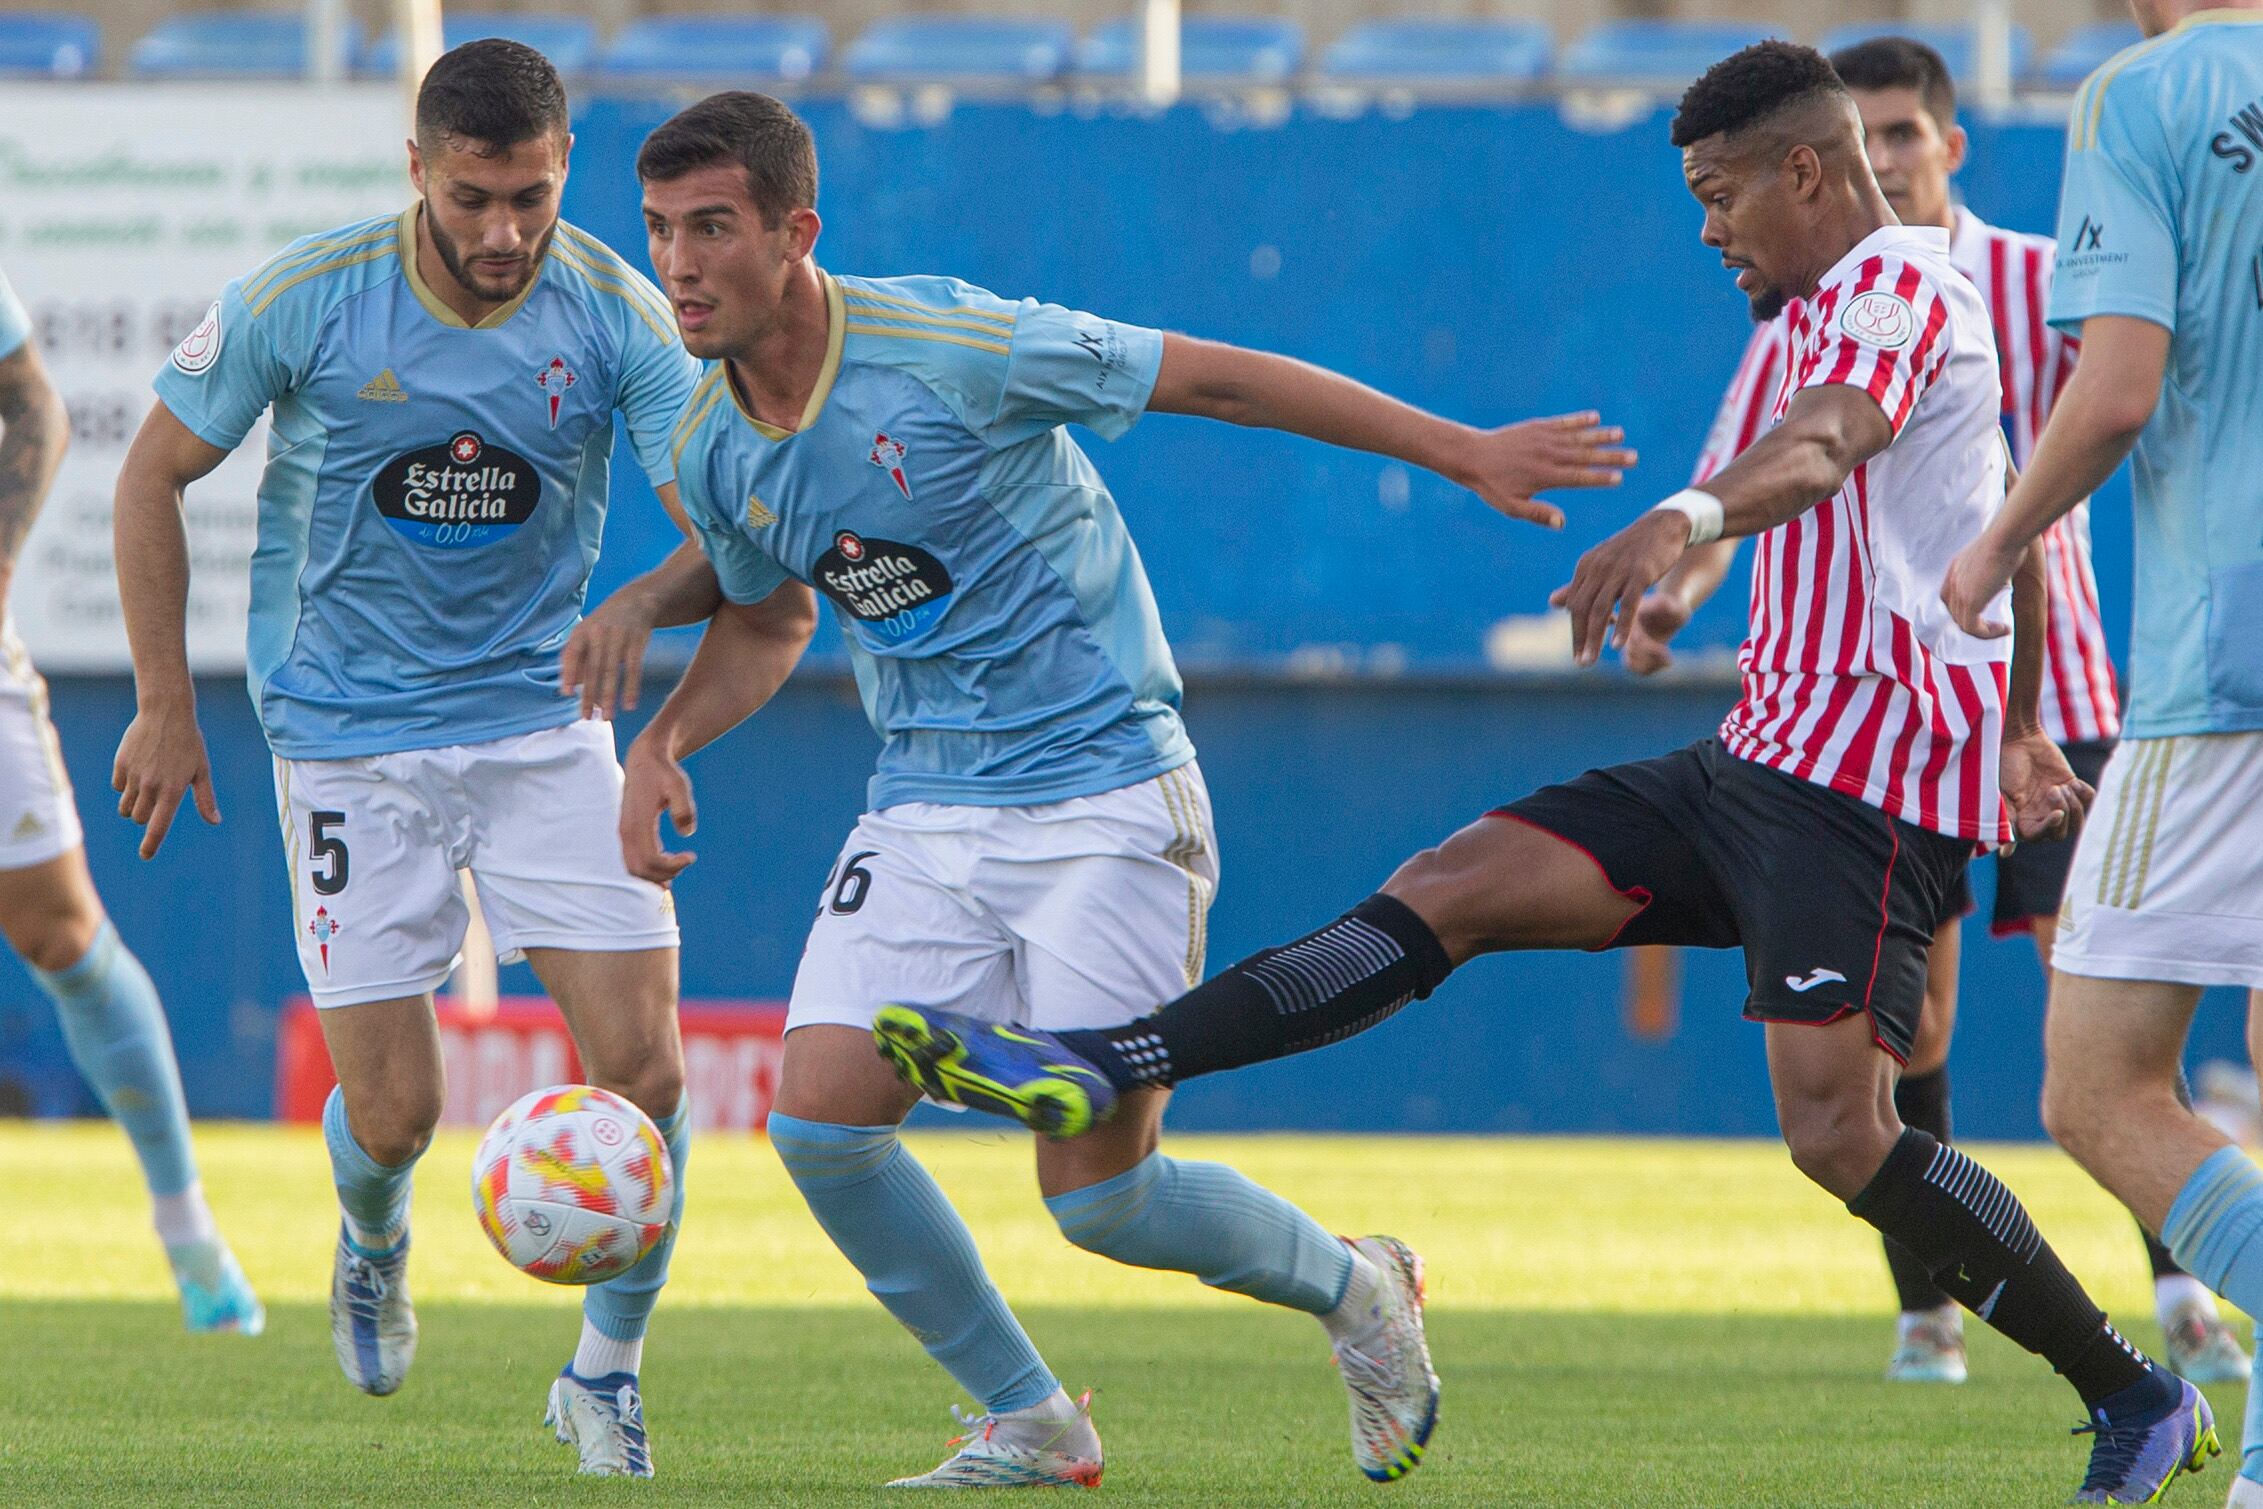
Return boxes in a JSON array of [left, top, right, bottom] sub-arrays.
[[619, 580, 818, 885], [1554, 384, 1890, 666], [1622, 539, 1740, 675], [1144, 333, 1634, 528], [111, 402, 230, 859], [563, 534, 728, 720], [0, 341, 70, 616], [1942, 315, 2167, 637]]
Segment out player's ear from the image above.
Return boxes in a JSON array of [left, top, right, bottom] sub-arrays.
[[787, 206, 821, 262], [1943, 123, 1968, 176], [407, 137, 425, 194], [1785, 142, 1824, 200]]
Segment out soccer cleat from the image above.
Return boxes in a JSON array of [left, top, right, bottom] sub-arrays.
[[1885, 1309, 1968, 1385], [2163, 1302, 2249, 1387], [330, 1224, 416, 1396], [873, 1006, 1116, 1139], [546, 1368, 654, 1478], [886, 1393, 1104, 1489], [1334, 1236, 1440, 1483], [169, 1238, 266, 1336], [2071, 1373, 2219, 1504]]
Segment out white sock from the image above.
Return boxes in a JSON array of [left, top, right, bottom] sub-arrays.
[[573, 1318, 645, 1380], [2155, 1272, 2220, 1329], [995, 1388, 1098, 1455], [1319, 1250, 1387, 1348], [1897, 1304, 1962, 1343], [153, 1183, 218, 1250]]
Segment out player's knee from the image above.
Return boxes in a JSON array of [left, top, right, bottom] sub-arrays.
[[6, 894, 103, 976], [2038, 1070, 2099, 1165], [349, 1090, 443, 1167], [1779, 1096, 1896, 1199], [598, 1062, 685, 1125]]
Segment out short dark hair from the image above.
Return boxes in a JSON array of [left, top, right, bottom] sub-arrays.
[[415, 38, 568, 153], [1829, 36, 1958, 130], [1671, 40, 1847, 149], [637, 92, 818, 229]]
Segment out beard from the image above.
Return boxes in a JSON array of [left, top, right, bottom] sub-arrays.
[[1748, 283, 1788, 323], [426, 208, 553, 304]]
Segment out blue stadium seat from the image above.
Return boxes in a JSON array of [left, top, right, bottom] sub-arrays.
[[360, 15, 599, 77], [1077, 16, 1305, 84], [1319, 18, 1550, 86], [2037, 20, 2143, 91], [1818, 21, 2035, 87], [596, 16, 829, 83], [131, 10, 355, 79], [842, 17, 1073, 85], [1558, 20, 1779, 89], [0, 12, 98, 79]]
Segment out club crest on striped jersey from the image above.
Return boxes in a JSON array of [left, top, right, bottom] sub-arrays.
[[1841, 290, 1916, 350], [869, 432, 912, 499]]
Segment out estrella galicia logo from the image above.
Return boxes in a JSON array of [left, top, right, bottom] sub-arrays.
[[372, 430, 543, 548], [812, 531, 954, 644]]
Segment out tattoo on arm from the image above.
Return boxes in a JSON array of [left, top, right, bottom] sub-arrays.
[[0, 350, 67, 577]]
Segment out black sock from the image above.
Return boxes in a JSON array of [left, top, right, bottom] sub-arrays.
[[2144, 1071, 2200, 1280], [1883, 1068, 1954, 1314], [1060, 893, 1455, 1090], [1848, 1128, 2155, 1409]]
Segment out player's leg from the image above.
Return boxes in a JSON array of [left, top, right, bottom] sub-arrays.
[[776, 809, 1095, 1487], [527, 943, 684, 1476], [316, 993, 446, 1396], [0, 849, 261, 1333], [1008, 765, 1437, 1480], [1881, 909, 1965, 1383], [456, 723, 682, 1476], [278, 746, 468, 1397]]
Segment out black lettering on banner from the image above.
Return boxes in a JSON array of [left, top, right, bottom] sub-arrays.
[[828, 850, 878, 916], [310, 810, 350, 896]]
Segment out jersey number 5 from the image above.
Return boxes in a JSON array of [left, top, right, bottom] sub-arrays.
[[310, 810, 351, 896]]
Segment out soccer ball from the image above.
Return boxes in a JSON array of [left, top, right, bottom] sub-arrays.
[[471, 1085, 674, 1286]]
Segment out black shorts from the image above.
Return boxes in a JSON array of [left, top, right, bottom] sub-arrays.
[[1495, 739, 1972, 1062], [1987, 738, 2117, 936]]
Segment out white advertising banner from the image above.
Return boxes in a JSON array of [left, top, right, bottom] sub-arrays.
[[0, 83, 408, 671]]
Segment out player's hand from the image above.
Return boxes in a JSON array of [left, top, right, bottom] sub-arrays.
[[620, 736, 697, 886], [1460, 412, 1636, 529], [1940, 529, 2021, 639], [563, 586, 661, 720], [1552, 509, 1690, 668], [2000, 728, 2095, 843], [1621, 588, 1694, 676], [111, 699, 221, 860]]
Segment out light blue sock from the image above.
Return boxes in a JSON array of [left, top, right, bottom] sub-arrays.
[[2245, 1345, 2263, 1487], [770, 1113, 1057, 1414], [2162, 1145, 2263, 1485], [585, 1097, 689, 1344], [35, 921, 197, 1198], [321, 1084, 416, 1255], [1045, 1152, 1354, 1313]]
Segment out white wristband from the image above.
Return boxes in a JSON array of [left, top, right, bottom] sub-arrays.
[[1652, 488, 1725, 546]]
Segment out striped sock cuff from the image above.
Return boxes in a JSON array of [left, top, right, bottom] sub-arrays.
[[1922, 1142, 2043, 1264]]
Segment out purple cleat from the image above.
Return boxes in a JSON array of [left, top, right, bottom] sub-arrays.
[[2071, 1372, 2219, 1504]]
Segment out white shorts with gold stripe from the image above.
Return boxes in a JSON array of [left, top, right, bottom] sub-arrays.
[[2057, 733, 2263, 990], [785, 761, 1217, 1036], [0, 618, 84, 871]]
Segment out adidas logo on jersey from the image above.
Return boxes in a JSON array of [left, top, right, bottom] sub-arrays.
[[746, 494, 777, 528], [11, 811, 44, 841], [357, 369, 408, 403]]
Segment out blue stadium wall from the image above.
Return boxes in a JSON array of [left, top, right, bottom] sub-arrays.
[[10, 100, 2246, 1138]]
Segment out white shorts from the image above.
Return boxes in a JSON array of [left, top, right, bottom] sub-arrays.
[[0, 619, 82, 871], [274, 720, 678, 1009], [2057, 732, 2263, 990], [786, 762, 1219, 1035]]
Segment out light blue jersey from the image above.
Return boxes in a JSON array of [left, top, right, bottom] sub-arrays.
[[673, 272, 1189, 809], [153, 209, 697, 758], [2053, 12, 2263, 736], [0, 267, 27, 360]]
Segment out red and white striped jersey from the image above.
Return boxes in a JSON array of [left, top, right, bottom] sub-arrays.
[[1694, 207, 2120, 744], [1715, 224, 2016, 845]]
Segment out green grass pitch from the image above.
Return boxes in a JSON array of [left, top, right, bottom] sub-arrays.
[[0, 1123, 2244, 1506]]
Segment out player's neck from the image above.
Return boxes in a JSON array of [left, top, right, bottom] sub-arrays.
[[727, 261, 830, 434], [1796, 184, 1898, 301]]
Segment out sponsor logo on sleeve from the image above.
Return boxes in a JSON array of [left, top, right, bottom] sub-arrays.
[[371, 430, 544, 548], [811, 530, 955, 645], [1840, 290, 1915, 350], [1071, 317, 1138, 395], [170, 301, 224, 375]]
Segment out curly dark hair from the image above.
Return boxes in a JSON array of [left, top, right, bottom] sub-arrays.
[[416, 38, 568, 153], [1670, 40, 1847, 149]]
